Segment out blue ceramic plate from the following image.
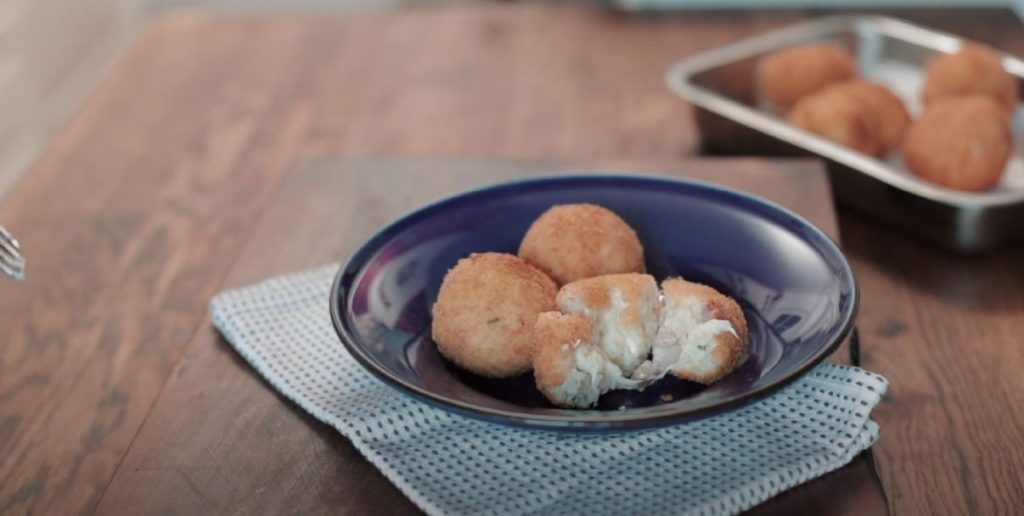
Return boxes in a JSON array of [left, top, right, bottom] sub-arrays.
[[330, 175, 857, 432]]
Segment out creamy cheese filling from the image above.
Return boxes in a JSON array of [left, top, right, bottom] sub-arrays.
[[559, 289, 656, 376], [553, 288, 741, 406], [630, 297, 737, 382], [551, 343, 641, 408], [673, 319, 738, 374]]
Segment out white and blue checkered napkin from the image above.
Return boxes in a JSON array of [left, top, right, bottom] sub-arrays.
[[211, 265, 888, 516]]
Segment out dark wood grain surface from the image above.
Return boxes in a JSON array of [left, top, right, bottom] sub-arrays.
[[0, 4, 1022, 515]]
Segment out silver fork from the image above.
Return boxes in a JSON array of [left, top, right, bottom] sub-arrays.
[[0, 225, 25, 281]]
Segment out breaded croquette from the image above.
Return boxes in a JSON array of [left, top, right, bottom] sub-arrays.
[[556, 273, 660, 376], [904, 96, 1012, 192], [789, 90, 882, 156], [632, 278, 749, 386], [518, 204, 645, 285], [757, 43, 858, 110], [432, 253, 557, 377], [922, 43, 1018, 114], [533, 312, 639, 408], [821, 80, 911, 152]]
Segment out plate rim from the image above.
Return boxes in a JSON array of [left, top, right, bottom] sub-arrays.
[[329, 173, 859, 431]]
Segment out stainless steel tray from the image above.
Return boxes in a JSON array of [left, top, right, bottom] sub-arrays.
[[667, 15, 1024, 253]]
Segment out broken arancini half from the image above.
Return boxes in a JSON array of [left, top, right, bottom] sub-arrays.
[[555, 273, 660, 376], [632, 278, 749, 386], [533, 311, 640, 408]]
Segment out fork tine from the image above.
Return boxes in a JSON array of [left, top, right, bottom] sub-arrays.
[[0, 254, 23, 270], [0, 232, 23, 256], [0, 258, 24, 281], [0, 226, 17, 247], [0, 225, 24, 281], [0, 239, 22, 263], [0, 240, 22, 259]]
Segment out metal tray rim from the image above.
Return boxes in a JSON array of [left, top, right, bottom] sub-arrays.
[[665, 14, 1024, 209]]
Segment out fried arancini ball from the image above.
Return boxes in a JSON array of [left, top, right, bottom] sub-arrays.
[[903, 96, 1012, 192], [431, 252, 557, 377], [821, 80, 911, 152], [632, 278, 749, 385], [518, 204, 645, 285], [922, 43, 1018, 113], [757, 43, 858, 110], [533, 312, 639, 408], [556, 273, 660, 376], [789, 90, 882, 156]]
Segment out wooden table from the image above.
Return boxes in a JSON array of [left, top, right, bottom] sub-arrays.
[[1, 5, 1023, 515], [106, 156, 890, 516]]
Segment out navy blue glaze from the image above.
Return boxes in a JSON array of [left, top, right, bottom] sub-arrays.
[[330, 175, 858, 432]]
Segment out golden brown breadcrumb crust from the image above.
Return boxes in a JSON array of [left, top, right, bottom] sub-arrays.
[[431, 252, 557, 377], [662, 278, 749, 385], [556, 273, 658, 330], [756, 43, 857, 110], [789, 91, 881, 156], [922, 43, 1018, 114], [904, 96, 1011, 192], [819, 80, 911, 152], [533, 312, 593, 400], [518, 204, 645, 285]]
